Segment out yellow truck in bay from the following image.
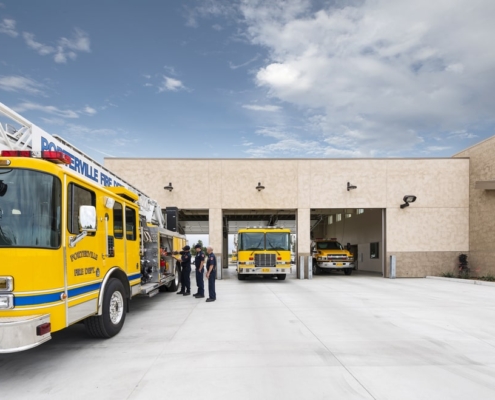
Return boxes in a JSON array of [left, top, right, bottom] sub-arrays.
[[311, 238, 355, 275], [236, 227, 292, 280]]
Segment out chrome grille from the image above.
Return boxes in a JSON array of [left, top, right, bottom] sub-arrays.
[[255, 253, 276, 267]]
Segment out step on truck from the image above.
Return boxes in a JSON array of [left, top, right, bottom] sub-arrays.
[[0, 102, 185, 353], [311, 238, 355, 275], [236, 227, 292, 280]]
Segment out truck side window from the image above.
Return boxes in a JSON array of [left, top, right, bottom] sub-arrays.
[[125, 207, 136, 241], [113, 201, 123, 239], [67, 183, 95, 235]]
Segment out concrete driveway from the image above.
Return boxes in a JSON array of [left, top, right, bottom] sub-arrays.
[[1, 270, 495, 400]]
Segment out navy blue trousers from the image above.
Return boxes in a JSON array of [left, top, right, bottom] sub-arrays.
[[195, 268, 204, 295], [180, 266, 191, 292], [208, 269, 216, 300]]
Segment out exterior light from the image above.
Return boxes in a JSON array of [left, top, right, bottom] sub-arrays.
[[400, 195, 417, 209], [347, 182, 357, 191], [164, 182, 174, 192], [256, 182, 265, 191]]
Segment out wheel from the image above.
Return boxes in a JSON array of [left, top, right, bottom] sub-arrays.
[[344, 268, 352, 275], [84, 278, 126, 338], [277, 274, 286, 280], [312, 259, 319, 275], [166, 261, 181, 292], [238, 273, 246, 281]]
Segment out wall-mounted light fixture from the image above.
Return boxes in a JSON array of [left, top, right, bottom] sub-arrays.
[[256, 182, 265, 191], [163, 182, 174, 192], [400, 195, 417, 209], [347, 182, 357, 191]]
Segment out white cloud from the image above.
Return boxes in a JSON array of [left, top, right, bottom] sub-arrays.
[[22, 28, 90, 63], [82, 106, 97, 116], [159, 76, 186, 92], [0, 75, 45, 95], [23, 32, 55, 56], [59, 28, 90, 52], [229, 53, 260, 69], [13, 102, 79, 118], [0, 18, 18, 37], [183, 0, 235, 28], [212, 24, 223, 31], [65, 123, 116, 136], [236, 0, 495, 156], [242, 104, 281, 112]]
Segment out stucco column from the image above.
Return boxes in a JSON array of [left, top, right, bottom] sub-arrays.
[[297, 208, 311, 278], [208, 208, 223, 279]]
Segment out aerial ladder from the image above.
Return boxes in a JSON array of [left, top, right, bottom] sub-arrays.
[[0, 102, 165, 227]]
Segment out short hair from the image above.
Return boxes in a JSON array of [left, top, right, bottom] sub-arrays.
[[207, 246, 213, 251]]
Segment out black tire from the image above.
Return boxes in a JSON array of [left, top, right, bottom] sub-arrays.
[[166, 261, 181, 292], [238, 273, 246, 281], [277, 274, 286, 280], [84, 278, 126, 338], [344, 268, 352, 276], [312, 259, 319, 275]]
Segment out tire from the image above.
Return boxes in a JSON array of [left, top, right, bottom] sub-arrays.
[[166, 261, 181, 292], [238, 273, 246, 281], [277, 274, 286, 280], [344, 268, 352, 276], [84, 278, 126, 338], [312, 259, 319, 275]]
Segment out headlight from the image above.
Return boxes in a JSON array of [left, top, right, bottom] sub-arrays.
[[0, 276, 13, 291], [0, 294, 14, 309]]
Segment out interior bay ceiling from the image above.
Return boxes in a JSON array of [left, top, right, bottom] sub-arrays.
[[165, 208, 369, 235]]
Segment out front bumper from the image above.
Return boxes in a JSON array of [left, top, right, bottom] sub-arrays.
[[238, 266, 292, 275], [0, 314, 51, 353], [316, 261, 355, 269]]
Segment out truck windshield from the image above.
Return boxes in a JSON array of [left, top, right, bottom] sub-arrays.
[[239, 233, 264, 250], [0, 168, 61, 248], [266, 232, 290, 251], [316, 241, 343, 250]]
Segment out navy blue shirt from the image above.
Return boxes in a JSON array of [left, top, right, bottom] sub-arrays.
[[206, 252, 217, 271], [195, 251, 205, 269], [181, 252, 191, 268]]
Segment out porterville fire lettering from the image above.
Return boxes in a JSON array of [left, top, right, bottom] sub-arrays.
[[70, 250, 98, 262]]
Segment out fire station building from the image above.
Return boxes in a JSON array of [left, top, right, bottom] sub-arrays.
[[105, 135, 495, 278]]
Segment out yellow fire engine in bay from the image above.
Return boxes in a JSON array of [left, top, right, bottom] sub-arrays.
[[311, 238, 355, 275], [0, 103, 185, 353], [236, 227, 292, 280]]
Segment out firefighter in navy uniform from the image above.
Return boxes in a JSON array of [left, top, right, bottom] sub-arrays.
[[177, 245, 191, 296], [205, 246, 217, 302], [193, 243, 205, 298]]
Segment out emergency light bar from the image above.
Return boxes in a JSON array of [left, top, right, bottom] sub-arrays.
[[1, 150, 71, 165]]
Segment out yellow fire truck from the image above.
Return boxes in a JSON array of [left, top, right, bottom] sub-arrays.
[[0, 103, 185, 353], [236, 227, 292, 280], [311, 238, 355, 275]]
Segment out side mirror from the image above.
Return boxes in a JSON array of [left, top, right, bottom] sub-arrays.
[[79, 205, 97, 232], [70, 205, 97, 248]]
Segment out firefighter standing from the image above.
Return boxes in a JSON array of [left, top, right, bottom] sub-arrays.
[[177, 245, 191, 296], [205, 246, 217, 302], [193, 243, 205, 298]]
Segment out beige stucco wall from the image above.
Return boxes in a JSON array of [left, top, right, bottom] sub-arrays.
[[455, 136, 495, 276], [105, 158, 470, 277]]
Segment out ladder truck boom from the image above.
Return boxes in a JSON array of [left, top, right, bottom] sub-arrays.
[[0, 102, 165, 227]]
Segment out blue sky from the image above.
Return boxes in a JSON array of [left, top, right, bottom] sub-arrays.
[[1, 0, 495, 163]]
